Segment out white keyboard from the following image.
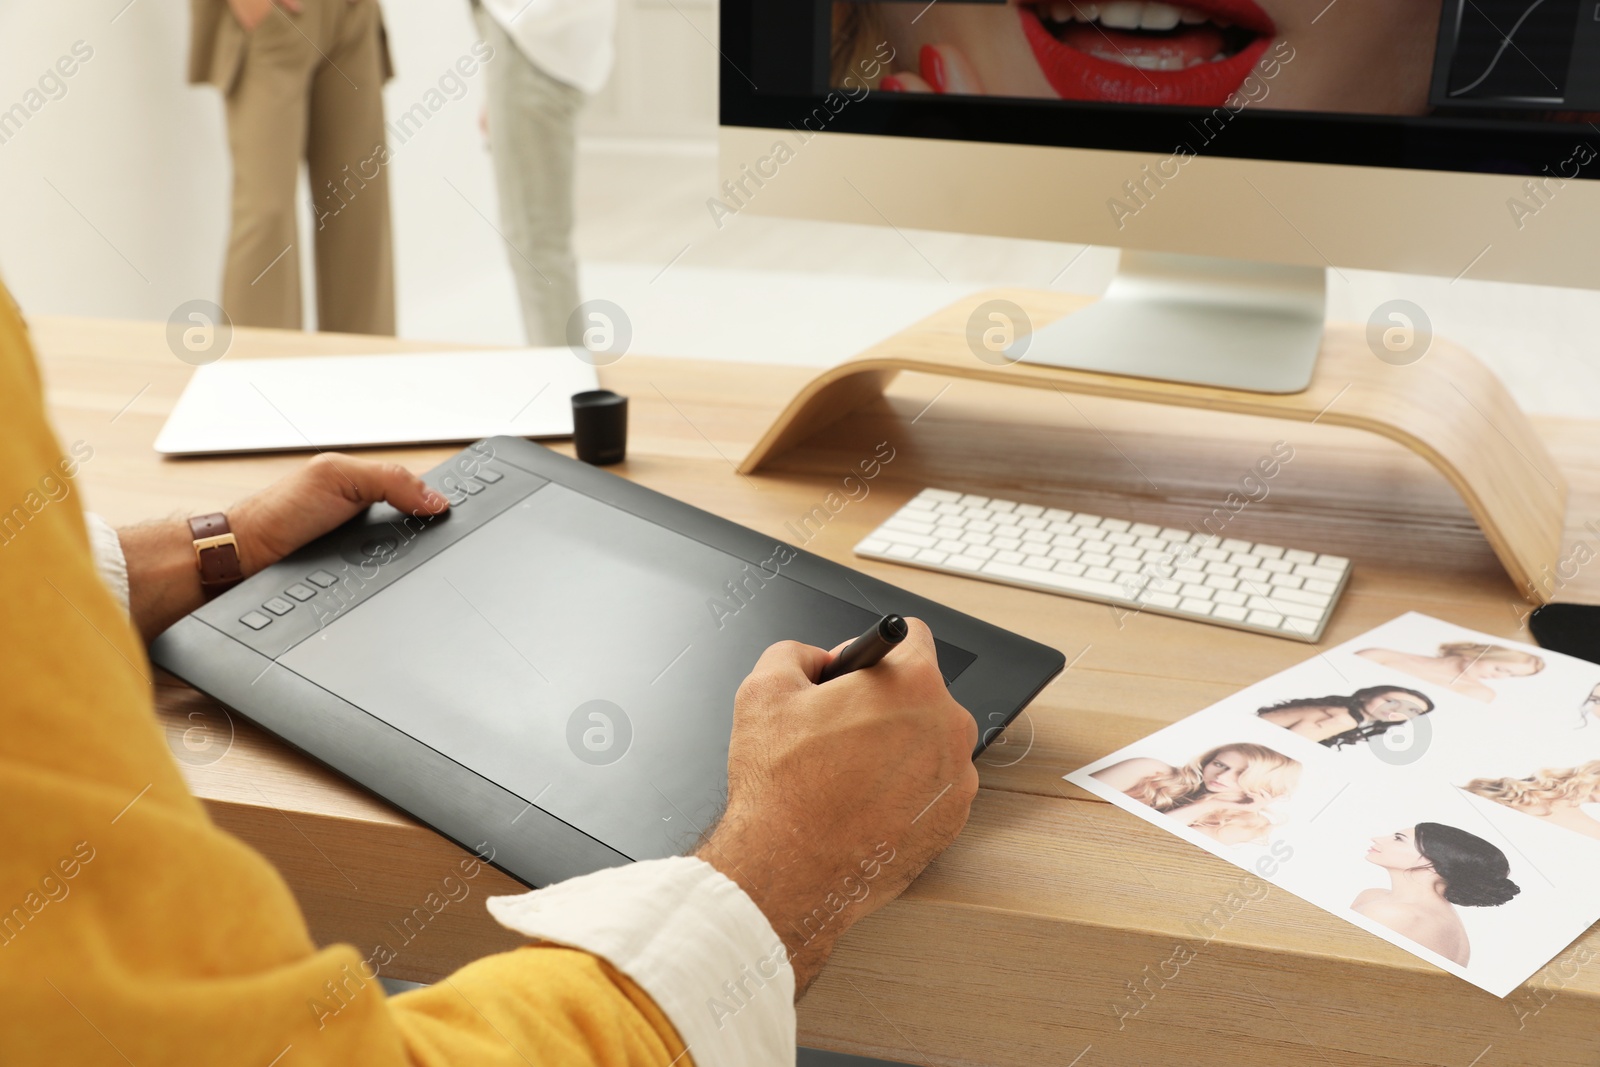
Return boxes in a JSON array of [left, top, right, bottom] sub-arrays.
[[854, 488, 1350, 642]]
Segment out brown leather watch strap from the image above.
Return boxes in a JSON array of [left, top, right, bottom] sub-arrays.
[[189, 512, 243, 596]]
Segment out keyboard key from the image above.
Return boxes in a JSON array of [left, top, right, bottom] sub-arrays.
[[1261, 559, 1294, 575], [1130, 523, 1160, 537], [1283, 616, 1318, 635], [1148, 578, 1182, 595], [1077, 527, 1106, 542], [1022, 531, 1052, 545], [1284, 549, 1317, 564], [1203, 561, 1237, 577], [263, 597, 295, 616], [1295, 563, 1345, 583], [1025, 556, 1055, 571], [462, 479, 486, 495], [1230, 552, 1262, 568], [1316, 554, 1350, 570], [1253, 544, 1284, 559], [901, 507, 939, 523], [988, 499, 1017, 513], [1198, 548, 1230, 562], [946, 555, 982, 572], [1180, 583, 1213, 600], [240, 611, 272, 630], [1105, 532, 1137, 546], [919, 488, 961, 502], [1213, 604, 1249, 622], [1174, 569, 1205, 585], [1087, 566, 1117, 581], [1247, 609, 1283, 628], [982, 560, 1130, 601], [877, 528, 937, 549], [993, 536, 1022, 551], [1044, 507, 1073, 521], [886, 517, 935, 535], [961, 531, 993, 546], [1272, 587, 1332, 608], [996, 550, 1025, 565], [963, 545, 997, 561], [1180, 597, 1214, 615], [887, 544, 919, 559], [1304, 578, 1338, 595], [1204, 575, 1239, 592], [934, 524, 966, 539], [1019, 517, 1049, 531], [1100, 518, 1130, 532], [1015, 504, 1044, 518], [1020, 542, 1048, 556], [1214, 590, 1247, 606], [859, 538, 890, 554], [959, 494, 990, 507], [286, 583, 317, 601], [1073, 514, 1103, 527], [1049, 546, 1081, 562], [935, 503, 963, 516], [1054, 560, 1087, 576], [1135, 537, 1167, 552], [915, 549, 949, 565], [1111, 546, 1142, 560], [1110, 557, 1142, 573], [308, 569, 339, 588], [1159, 528, 1190, 542], [1222, 538, 1251, 552], [1142, 591, 1181, 609], [475, 468, 504, 483], [1082, 552, 1112, 567], [1238, 568, 1270, 584]]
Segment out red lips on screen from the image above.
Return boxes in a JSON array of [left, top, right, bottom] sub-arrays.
[[1019, 0, 1276, 106]]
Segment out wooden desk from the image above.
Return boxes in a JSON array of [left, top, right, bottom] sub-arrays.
[[36, 311, 1600, 1067]]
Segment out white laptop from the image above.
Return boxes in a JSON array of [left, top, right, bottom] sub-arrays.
[[155, 349, 600, 455]]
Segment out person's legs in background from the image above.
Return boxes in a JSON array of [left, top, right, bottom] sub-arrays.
[[475, 7, 583, 346], [306, 0, 395, 335], [221, 10, 316, 329]]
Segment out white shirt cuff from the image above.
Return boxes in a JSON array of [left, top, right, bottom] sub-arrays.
[[486, 856, 796, 1067], [84, 512, 130, 614]]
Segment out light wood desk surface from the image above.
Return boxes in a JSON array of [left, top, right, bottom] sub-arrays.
[[33, 307, 1600, 1067]]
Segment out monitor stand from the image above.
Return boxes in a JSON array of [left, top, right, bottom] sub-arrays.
[[737, 286, 1567, 605], [1017, 251, 1325, 394]]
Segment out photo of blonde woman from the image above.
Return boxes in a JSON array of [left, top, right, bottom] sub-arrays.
[[1464, 762, 1600, 841], [1256, 685, 1433, 750], [1091, 743, 1300, 845], [1356, 642, 1543, 703], [1353, 823, 1520, 966]]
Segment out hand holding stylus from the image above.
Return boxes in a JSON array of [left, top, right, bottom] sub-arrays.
[[697, 616, 979, 994], [818, 614, 909, 683]]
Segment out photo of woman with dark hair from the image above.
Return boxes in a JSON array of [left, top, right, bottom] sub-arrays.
[[1256, 686, 1434, 749], [1356, 642, 1544, 703], [1091, 742, 1299, 844], [1464, 761, 1600, 841], [1352, 822, 1520, 966]]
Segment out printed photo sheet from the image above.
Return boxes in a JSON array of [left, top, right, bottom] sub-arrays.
[[1067, 612, 1600, 996]]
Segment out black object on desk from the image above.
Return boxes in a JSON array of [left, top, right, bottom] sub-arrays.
[[150, 437, 1063, 889], [1529, 603, 1600, 665], [572, 389, 627, 465]]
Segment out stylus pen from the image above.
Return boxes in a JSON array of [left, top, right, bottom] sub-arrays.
[[818, 614, 908, 683]]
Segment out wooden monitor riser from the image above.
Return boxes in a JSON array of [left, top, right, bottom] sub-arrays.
[[739, 288, 1565, 605]]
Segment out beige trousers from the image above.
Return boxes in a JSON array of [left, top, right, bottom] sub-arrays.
[[475, 7, 583, 346], [219, 0, 394, 334]]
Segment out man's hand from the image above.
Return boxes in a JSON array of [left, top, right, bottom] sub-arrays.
[[695, 618, 979, 993], [122, 453, 447, 643]]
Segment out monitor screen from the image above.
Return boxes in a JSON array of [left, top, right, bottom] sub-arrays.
[[723, 1, 1600, 178]]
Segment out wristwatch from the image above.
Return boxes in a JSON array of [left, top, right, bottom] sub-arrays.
[[189, 512, 244, 596]]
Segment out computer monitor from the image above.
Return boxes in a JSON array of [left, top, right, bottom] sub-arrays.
[[719, 1, 1600, 392]]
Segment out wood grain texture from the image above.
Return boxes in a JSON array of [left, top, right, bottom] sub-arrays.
[[33, 314, 1600, 1066], [739, 289, 1567, 605]]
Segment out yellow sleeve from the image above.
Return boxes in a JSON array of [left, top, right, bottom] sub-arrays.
[[0, 285, 691, 1067]]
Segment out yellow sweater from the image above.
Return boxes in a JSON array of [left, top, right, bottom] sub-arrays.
[[0, 286, 690, 1066]]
